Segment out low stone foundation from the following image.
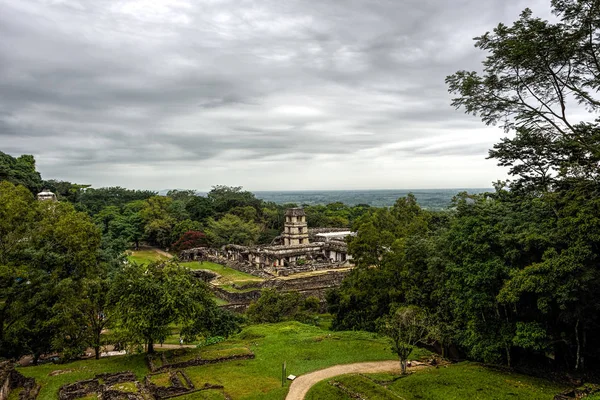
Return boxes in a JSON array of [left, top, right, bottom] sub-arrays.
[[214, 270, 350, 312], [58, 371, 148, 400], [147, 352, 255, 373]]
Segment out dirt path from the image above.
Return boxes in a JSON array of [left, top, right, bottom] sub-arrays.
[[153, 248, 173, 258], [285, 360, 426, 400]]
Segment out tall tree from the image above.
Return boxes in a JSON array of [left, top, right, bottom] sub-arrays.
[[109, 260, 234, 353], [446, 1, 600, 191], [446, 0, 600, 369], [0, 181, 103, 360], [205, 214, 260, 247], [379, 306, 428, 374], [0, 152, 42, 194]]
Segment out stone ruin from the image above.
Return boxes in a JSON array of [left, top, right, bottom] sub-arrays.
[[144, 370, 225, 399], [146, 349, 255, 373], [180, 208, 354, 277], [212, 270, 350, 312], [58, 371, 151, 400], [0, 361, 40, 400]]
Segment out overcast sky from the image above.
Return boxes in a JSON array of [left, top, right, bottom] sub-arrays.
[[0, 0, 553, 191]]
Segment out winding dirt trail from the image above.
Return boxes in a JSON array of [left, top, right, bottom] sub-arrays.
[[285, 360, 425, 400]]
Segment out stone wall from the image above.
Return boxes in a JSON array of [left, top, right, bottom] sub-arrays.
[[58, 371, 143, 400], [0, 362, 10, 400], [266, 261, 350, 276], [212, 286, 262, 304], [0, 361, 40, 400], [147, 352, 255, 373], [261, 270, 348, 292], [217, 270, 351, 312]]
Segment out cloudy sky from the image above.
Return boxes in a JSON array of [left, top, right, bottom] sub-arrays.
[[0, 0, 553, 191]]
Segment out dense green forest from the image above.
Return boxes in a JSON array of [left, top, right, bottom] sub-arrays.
[[330, 0, 600, 372], [1, 0, 600, 378], [0, 151, 373, 362]]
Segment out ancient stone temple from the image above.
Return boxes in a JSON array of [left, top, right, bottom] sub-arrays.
[[181, 207, 355, 276], [282, 208, 308, 245]]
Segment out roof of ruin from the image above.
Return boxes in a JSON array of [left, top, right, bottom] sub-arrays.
[[285, 207, 306, 217]]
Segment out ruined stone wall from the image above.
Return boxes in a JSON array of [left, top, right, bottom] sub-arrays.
[[217, 270, 351, 312], [266, 261, 350, 276], [212, 286, 262, 304], [0, 362, 40, 400], [0, 362, 10, 400], [180, 248, 274, 279], [189, 269, 219, 282], [261, 270, 348, 291]]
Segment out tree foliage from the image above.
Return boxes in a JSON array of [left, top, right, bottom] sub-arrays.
[[0, 152, 42, 194], [247, 289, 320, 324], [109, 260, 236, 353], [379, 306, 428, 374], [206, 214, 260, 247], [446, 1, 600, 191], [330, 0, 600, 372], [0, 181, 103, 361]]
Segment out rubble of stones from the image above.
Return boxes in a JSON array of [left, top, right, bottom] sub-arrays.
[[58, 371, 151, 400], [56, 352, 245, 400], [144, 370, 225, 398], [0, 361, 40, 400], [214, 270, 350, 312], [554, 384, 600, 400]]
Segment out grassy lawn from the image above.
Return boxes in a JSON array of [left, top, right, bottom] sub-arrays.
[[14, 322, 569, 400], [126, 248, 172, 265], [16, 353, 149, 399], [178, 322, 417, 400], [124, 251, 234, 306], [306, 362, 568, 400], [108, 381, 138, 393], [180, 261, 263, 284], [16, 321, 401, 400], [177, 390, 228, 400], [125, 249, 262, 286]]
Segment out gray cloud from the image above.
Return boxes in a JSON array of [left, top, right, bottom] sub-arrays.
[[0, 0, 552, 190]]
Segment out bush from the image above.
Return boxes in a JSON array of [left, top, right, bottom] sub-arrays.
[[246, 290, 320, 325]]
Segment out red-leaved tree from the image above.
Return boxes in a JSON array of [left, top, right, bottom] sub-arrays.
[[172, 230, 207, 252]]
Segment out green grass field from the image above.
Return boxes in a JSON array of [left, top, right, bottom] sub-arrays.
[[306, 362, 568, 400], [180, 261, 263, 285], [125, 248, 262, 286], [16, 321, 406, 400], [125, 248, 256, 305], [126, 248, 172, 265]]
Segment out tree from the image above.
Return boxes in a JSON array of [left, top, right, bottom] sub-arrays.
[[186, 196, 215, 224], [0, 152, 43, 194], [379, 306, 428, 374], [74, 278, 114, 360], [172, 230, 208, 252], [247, 290, 302, 323], [140, 196, 176, 248], [205, 214, 260, 247], [246, 289, 319, 324], [207, 186, 261, 215], [79, 187, 156, 215], [0, 181, 103, 360], [446, 1, 600, 191], [109, 260, 231, 353], [42, 180, 90, 203], [446, 0, 600, 370]]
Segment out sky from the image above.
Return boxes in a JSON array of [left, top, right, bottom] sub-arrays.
[[0, 0, 554, 191]]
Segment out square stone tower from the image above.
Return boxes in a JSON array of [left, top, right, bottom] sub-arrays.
[[283, 208, 309, 246]]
